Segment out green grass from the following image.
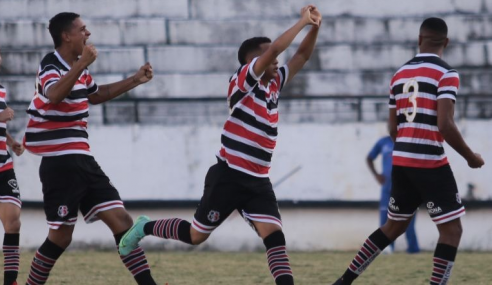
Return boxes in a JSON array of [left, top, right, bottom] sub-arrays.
[[15, 251, 492, 284]]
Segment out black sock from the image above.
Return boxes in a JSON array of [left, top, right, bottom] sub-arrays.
[[3, 233, 19, 285], [340, 228, 391, 284], [263, 231, 294, 285], [143, 218, 193, 245], [115, 231, 156, 285], [26, 238, 65, 285], [430, 243, 457, 285]]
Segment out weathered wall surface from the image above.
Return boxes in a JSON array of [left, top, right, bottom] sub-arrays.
[[1, 0, 492, 99]]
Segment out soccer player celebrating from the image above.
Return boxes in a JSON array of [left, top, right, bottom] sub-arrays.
[[332, 17, 484, 285], [23, 13, 157, 285], [0, 49, 25, 285], [119, 5, 322, 285]]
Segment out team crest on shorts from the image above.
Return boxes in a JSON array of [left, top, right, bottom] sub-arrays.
[[207, 210, 220, 223], [58, 205, 69, 218], [8, 179, 19, 193], [456, 194, 462, 204]]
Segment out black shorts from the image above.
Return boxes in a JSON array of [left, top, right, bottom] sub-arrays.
[[40, 154, 124, 229], [388, 164, 465, 224], [192, 160, 282, 234], [0, 169, 21, 208]]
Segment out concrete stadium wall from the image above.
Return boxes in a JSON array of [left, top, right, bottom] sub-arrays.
[[12, 120, 492, 201], [1, 0, 492, 99]]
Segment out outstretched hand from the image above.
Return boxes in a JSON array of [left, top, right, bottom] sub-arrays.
[[133, 62, 153, 84]]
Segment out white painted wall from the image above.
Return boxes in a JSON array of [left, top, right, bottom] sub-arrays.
[[15, 208, 492, 251], [12, 120, 492, 201]]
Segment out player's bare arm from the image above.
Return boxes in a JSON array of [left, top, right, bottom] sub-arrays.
[[6, 133, 24, 156], [0, 107, 14, 122], [437, 98, 484, 168], [286, 7, 321, 83], [47, 44, 97, 104], [88, 62, 153, 105], [252, 5, 318, 77]]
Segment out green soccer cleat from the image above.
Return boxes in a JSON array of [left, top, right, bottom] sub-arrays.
[[119, 215, 150, 256]]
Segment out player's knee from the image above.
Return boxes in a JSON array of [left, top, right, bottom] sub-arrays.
[[190, 229, 209, 245], [48, 226, 74, 249], [105, 209, 133, 231], [381, 219, 408, 240], [120, 211, 134, 229], [253, 221, 282, 239], [50, 234, 72, 249], [438, 220, 463, 239], [3, 218, 21, 233]]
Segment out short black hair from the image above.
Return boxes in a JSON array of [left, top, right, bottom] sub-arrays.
[[420, 17, 448, 36], [48, 12, 80, 48], [237, 37, 271, 65]]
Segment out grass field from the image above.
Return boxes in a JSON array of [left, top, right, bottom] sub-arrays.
[[14, 251, 492, 284]]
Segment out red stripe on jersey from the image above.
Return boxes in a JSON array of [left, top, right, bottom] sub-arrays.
[[0, 162, 13, 172], [33, 96, 88, 113], [86, 74, 93, 85], [392, 155, 448, 168], [27, 119, 87, 130], [224, 121, 276, 149], [391, 67, 443, 85], [228, 80, 237, 98], [0, 141, 6, 150], [40, 73, 60, 88], [397, 97, 436, 111], [220, 149, 270, 175], [398, 127, 444, 142], [237, 64, 251, 92], [438, 77, 459, 89], [242, 96, 279, 123], [76, 74, 88, 85], [0, 90, 5, 99], [25, 142, 90, 154], [274, 75, 281, 87]]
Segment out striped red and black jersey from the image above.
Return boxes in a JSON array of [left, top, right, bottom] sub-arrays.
[[389, 53, 459, 168], [0, 85, 13, 172], [217, 57, 289, 177], [24, 51, 98, 157]]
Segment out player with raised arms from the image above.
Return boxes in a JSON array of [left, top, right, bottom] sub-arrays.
[[332, 17, 484, 285], [23, 12, 158, 285], [119, 5, 322, 285]]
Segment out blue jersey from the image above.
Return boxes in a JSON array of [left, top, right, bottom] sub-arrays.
[[368, 136, 394, 179]]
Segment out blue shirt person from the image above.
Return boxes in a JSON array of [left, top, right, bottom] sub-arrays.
[[367, 136, 420, 253]]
